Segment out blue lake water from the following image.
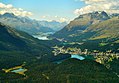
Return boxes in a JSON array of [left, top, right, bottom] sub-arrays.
[[33, 35, 49, 40], [54, 54, 85, 64], [71, 54, 85, 60], [32, 32, 54, 40], [11, 68, 25, 73]]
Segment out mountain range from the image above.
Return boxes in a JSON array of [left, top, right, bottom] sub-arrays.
[[51, 11, 119, 52], [53, 11, 111, 39], [0, 13, 66, 35], [52, 11, 119, 42]]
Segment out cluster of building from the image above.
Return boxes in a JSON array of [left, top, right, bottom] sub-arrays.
[[52, 46, 88, 56], [52, 46, 119, 58]]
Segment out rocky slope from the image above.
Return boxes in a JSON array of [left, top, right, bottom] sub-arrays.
[[53, 11, 110, 38]]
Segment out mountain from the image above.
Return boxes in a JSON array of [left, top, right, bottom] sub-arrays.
[[0, 13, 54, 35], [52, 11, 119, 42], [83, 17, 119, 41], [0, 23, 53, 69], [0, 22, 51, 53], [52, 11, 110, 38], [51, 11, 119, 52], [0, 13, 67, 35], [39, 20, 67, 31], [65, 16, 119, 42]]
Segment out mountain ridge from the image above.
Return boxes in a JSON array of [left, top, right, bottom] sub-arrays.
[[0, 22, 52, 54], [0, 13, 66, 35], [0, 13, 53, 34], [52, 11, 119, 41]]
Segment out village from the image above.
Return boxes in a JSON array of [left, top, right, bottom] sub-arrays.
[[52, 45, 119, 64], [52, 46, 119, 56]]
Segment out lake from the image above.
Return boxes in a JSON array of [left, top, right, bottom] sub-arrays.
[[33, 35, 49, 40], [32, 32, 54, 40], [11, 68, 26, 73], [54, 54, 85, 64], [71, 54, 85, 60]]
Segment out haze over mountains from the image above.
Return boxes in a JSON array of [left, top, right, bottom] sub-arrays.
[[39, 20, 67, 31], [0, 13, 67, 35]]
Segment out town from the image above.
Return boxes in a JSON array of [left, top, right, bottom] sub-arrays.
[[52, 46, 119, 64]]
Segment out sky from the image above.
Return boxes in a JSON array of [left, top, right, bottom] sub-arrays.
[[0, 0, 119, 22], [0, 0, 85, 22]]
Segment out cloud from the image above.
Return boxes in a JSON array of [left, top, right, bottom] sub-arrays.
[[55, 15, 58, 18], [41, 15, 69, 22], [42, 15, 47, 18], [74, 0, 119, 15], [59, 17, 68, 22], [0, 3, 33, 17]]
